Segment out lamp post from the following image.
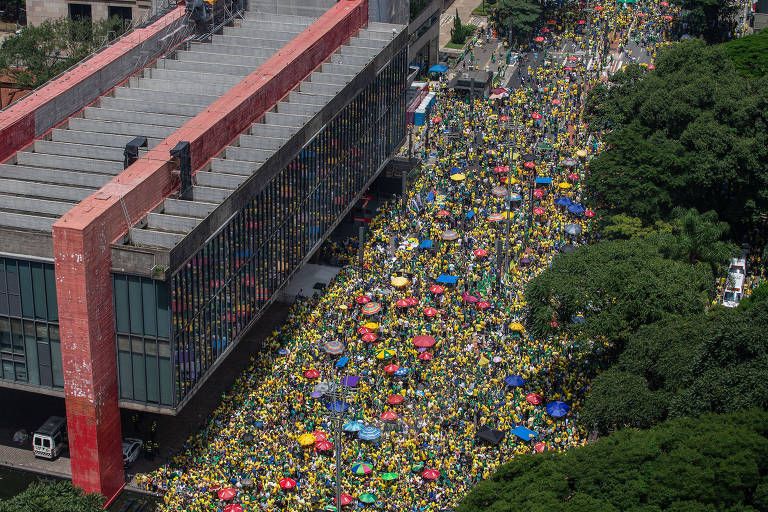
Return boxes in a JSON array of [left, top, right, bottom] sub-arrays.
[[327, 378, 348, 511]]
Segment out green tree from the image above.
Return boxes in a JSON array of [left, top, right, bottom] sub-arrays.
[[450, 9, 470, 45], [0, 16, 127, 89], [654, 208, 737, 272], [601, 214, 670, 240], [458, 410, 768, 512], [493, 0, 542, 43], [584, 40, 768, 235], [525, 237, 713, 345], [723, 27, 768, 78], [680, 0, 740, 43], [0, 480, 103, 512]]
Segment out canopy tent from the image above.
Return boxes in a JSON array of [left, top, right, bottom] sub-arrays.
[[435, 274, 459, 285], [429, 63, 449, 74], [476, 425, 505, 446], [535, 176, 553, 185]]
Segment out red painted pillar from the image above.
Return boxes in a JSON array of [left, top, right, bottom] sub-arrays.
[[53, 222, 124, 501]]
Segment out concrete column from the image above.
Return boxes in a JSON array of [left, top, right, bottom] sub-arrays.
[[53, 224, 124, 502]]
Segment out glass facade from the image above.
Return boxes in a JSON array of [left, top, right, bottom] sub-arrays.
[[170, 48, 408, 404], [0, 257, 63, 389], [113, 274, 174, 406]]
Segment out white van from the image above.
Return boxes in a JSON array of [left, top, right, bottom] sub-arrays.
[[722, 257, 746, 308], [32, 416, 67, 460]]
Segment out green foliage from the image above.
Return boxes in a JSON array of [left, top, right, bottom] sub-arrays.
[[723, 28, 768, 78], [680, 0, 740, 43], [584, 40, 768, 235], [493, 0, 542, 43], [0, 16, 128, 89], [738, 282, 768, 310], [0, 480, 104, 512], [450, 9, 473, 45], [582, 300, 768, 433], [525, 237, 713, 344], [654, 208, 737, 272], [457, 410, 768, 512], [601, 214, 670, 240]]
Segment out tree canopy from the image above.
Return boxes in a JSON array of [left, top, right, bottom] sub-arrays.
[[0, 480, 103, 512], [722, 27, 768, 79], [457, 409, 768, 512], [582, 295, 768, 433], [524, 236, 713, 346], [584, 40, 768, 235], [0, 16, 127, 89], [679, 0, 740, 43], [493, 0, 542, 43]]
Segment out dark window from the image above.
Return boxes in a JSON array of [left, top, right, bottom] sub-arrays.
[[108, 5, 132, 23], [68, 3, 92, 21]]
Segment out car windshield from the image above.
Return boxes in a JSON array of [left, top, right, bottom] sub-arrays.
[[724, 292, 735, 301]]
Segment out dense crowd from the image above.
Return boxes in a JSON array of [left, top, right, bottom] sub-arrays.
[[138, 1, 675, 510]]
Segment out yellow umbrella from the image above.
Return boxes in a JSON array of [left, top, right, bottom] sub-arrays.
[[391, 276, 410, 288], [576, 149, 588, 158], [364, 322, 379, 330], [509, 322, 525, 332], [450, 173, 466, 182], [298, 433, 316, 447], [506, 177, 520, 185], [376, 348, 396, 360], [512, 152, 520, 160], [338, 304, 348, 311], [558, 182, 572, 190], [478, 355, 490, 366]]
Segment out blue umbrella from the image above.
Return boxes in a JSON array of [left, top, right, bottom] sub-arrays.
[[450, 167, 462, 175], [358, 426, 382, 441], [429, 63, 448, 74], [504, 375, 525, 387], [546, 401, 570, 418], [426, 191, 435, 203], [571, 314, 586, 324], [509, 192, 523, 202], [277, 348, 289, 356], [326, 400, 350, 413], [336, 356, 349, 369], [436, 274, 458, 285], [419, 239, 433, 250], [394, 367, 410, 378], [466, 210, 475, 220], [341, 376, 360, 387], [554, 196, 572, 207], [511, 426, 538, 441], [343, 420, 364, 433], [567, 203, 585, 216]]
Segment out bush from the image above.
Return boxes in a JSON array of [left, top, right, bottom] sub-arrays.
[[0, 480, 104, 512]]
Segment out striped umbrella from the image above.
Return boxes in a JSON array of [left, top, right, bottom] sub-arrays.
[[351, 462, 373, 476], [357, 426, 381, 441], [361, 302, 381, 315]]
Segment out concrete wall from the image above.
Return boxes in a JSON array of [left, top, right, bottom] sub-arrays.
[[50, 0, 370, 502], [26, 0, 151, 26], [370, 0, 409, 24], [0, 6, 186, 163]]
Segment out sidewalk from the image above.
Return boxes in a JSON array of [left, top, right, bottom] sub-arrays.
[[439, 0, 485, 47]]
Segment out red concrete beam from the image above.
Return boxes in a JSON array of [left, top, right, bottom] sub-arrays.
[[52, 0, 369, 502], [0, 6, 185, 163]]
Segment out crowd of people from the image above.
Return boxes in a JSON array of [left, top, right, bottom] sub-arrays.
[[137, 1, 675, 510]]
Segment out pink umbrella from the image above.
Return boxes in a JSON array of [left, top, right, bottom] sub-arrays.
[[436, 209, 451, 218], [361, 332, 379, 343], [395, 298, 410, 308], [313, 431, 327, 441], [473, 248, 489, 258], [531, 112, 542, 120], [315, 440, 333, 452], [526, 393, 543, 405], [412, 335, 436, 348], [422, 468, 440, 480], [303, 369, 320, 379], [381, 410, 398, 422], [577, 19, 586, 24], [423, 307, 438, 318], [387, 394, 405, 405], [477, 301, 491, 310], [429, 285, 444, 294], [418, 352, 433, 361], [406, 297, 419, 306], [357, 326, 372, 335], [534, 442, 546, 453], [494, 165, 510, 174], [534, 36, 545, 43], [355, 295, 370, 304], [533, 207, 545, 216], [524, 161, 536, 169], [224, 505, 243, 512], [462, 293, 479, 304], [218, 488, 237, 501], [585, 209, 596, 218], [533, 188, 545, 199], [568, 172, 579, 181], [551, 98, 561, 105]]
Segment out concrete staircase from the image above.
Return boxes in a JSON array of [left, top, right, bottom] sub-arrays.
[[0, 8, 322, 233], [129, 22, 400, 249]]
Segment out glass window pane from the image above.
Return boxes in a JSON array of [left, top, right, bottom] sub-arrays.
[[128, 277, 143, 335], [114, 276, 130, 333], [142, 280, 157, 337]]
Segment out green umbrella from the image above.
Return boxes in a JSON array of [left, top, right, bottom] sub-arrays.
[[358, 493, 377, 504], [381, 472, 399, 481], [411, 462, 425, 472]]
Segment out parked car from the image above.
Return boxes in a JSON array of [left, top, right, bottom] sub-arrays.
[[122, 438, 143, 466], [33, 416, 67, 460]]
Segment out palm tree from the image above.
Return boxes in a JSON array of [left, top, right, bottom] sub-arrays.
[[660, 207, 736, 271]]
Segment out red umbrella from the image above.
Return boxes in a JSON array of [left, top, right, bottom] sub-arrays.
[[429, 285, 445, 295], [315, 440, 333, 452], [577, 19, 586, 24], [533, 188, 545, 199], [595, 4, 604, 10], [585, 209, 595, 218], [355, 295, 370, 304], [534, 36, 545, 43], [224, 505, 243, 512], [568, 172, 579, 181], [550, 320, 560, 328], [436, 209, 451, 218], [303, 369, 320, 379], [547, 18, 556, 24], [524, 161, 536, 169], [381, 410, 398, 422], [462, 293, 479, 304], [568, 55, 579, 62], [551, 98, 561, 105], [357, 326, 372, 335], [531, 112, 542, 120], [279, 477, 297, 490], [534, 442, 546, 453], [406, 297, 419, 306], [218, 487, 237, 501], [526, 393, 543, 405], [431, 116, 442, 124], [564, 66, 573, 72], [477, 301, 491, 310], [422, 468, 440, 480], [648, 63, 656, 70], [493, 165, 509, 174], [473, 248, 489, 258], [418, 352, 433, 361], [313, 431, 327, 441], [384, 364, 400, 375], [423, 307, 438, 318], [335, 493, 354, 506], [362, 332, 379, 344], [387, 394, 405, 405], [541, 27, 550, 33], [500, 115, 510, 122], [663, 15, 673, 21], [412, 335, 436, 348], [533, 207, 545, 216], [395, 298, 410, 308]]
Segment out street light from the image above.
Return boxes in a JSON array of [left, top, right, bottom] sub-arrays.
[[326, 377, 348, 511]]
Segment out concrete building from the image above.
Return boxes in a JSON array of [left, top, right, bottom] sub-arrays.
[[0, 0, 406, 501], [26, 0, 154, 26], [370, 0, 443, 70]]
